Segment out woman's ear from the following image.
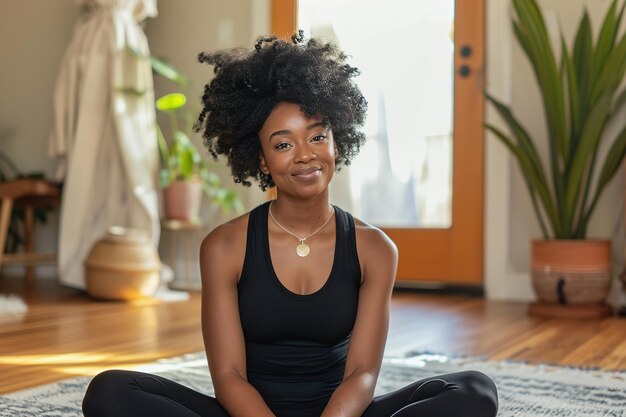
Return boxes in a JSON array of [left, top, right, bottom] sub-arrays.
[[259, 153, 269, 175]]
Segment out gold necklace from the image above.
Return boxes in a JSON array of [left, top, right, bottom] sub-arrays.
[[268, 202, 335, 257]]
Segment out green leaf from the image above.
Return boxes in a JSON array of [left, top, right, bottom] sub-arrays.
[[577, 123, 626, 237], [174, 131, 201, 164], [173, 130, 192, 146], [618, 0, 626, 25], [485, 94, 548, 184], [513, 21, 533, 61], [150, 56, 189, 86], [572, 12, 593, 121], [177, 146, 195, 179], [156, 93, 187, 112], [487, 90, 563, 234], [156, 125, 170, 167], [564, 92, 612, 226], [561, 35, 580, 150], [513, 0, 568, 160], [573, 12, 593, 77], [594, 124, 626, 203], [200, 169, 221, 187], [613, 88, 626, 114], [591, 0, 619, 81], [159, 169, 171, 188], [485, 123, 557, 237], [514, 0, 550, 41], [590, 35, 626, 105]]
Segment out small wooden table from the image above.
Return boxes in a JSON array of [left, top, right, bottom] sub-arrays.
[[0, 179, 61, 284]]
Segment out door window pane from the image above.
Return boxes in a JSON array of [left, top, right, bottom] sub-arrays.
[[299, 0, 454, 228]]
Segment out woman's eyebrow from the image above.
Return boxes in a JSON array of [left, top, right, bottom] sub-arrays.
[[269, 129, 291, 141], [268, 122, 326, 141]]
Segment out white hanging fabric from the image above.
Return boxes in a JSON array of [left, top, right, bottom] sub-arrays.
[[49, 0, 160, 289]]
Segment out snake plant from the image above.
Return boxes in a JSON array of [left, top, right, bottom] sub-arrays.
[[486, 0, 626, 239]]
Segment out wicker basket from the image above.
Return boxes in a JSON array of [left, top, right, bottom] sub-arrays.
[[85, 226, 161, 301]]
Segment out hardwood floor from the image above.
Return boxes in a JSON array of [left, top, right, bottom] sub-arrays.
[[1, 277, 625, 394]]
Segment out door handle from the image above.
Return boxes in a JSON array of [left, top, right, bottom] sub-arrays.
[[459, 65, 471, 77]]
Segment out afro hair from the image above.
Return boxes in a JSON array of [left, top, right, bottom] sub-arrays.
[[194, 31, 368, 191]]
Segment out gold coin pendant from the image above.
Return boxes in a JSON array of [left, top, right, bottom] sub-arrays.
[[296, 243, 310, 257]]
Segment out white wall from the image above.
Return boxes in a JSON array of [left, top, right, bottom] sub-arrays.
[[0, 0, 79, 176], [485, 0, 626, 304], [0, 0, 79, 277]]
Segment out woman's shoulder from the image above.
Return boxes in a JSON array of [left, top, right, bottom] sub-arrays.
[[339, 209, 397, 260], [200, 201, 269, 256], [199, 208, 255, 286], [200, 209, 251, 262], [347, 214, 398, 286]]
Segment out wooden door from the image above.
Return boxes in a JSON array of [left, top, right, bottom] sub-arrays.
[[271, 0, 485, 285]]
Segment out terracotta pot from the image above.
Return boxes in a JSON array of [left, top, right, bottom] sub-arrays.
[[84, 226, 161, 301], [163, 180, 203, 221], [531, 239, 611, 305]]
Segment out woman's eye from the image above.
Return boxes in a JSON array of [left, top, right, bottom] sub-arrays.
[[311, 134, 327, 142], [275, 142, 291, 150]]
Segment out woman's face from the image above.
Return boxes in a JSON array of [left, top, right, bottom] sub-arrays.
[[258, 102, 336, 199]]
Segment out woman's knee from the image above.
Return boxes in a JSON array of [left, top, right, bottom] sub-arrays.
[[455, 370, 498, 416], [82, 370, 135, 416]]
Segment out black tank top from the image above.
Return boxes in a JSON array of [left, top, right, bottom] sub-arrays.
[[238, 201, 361, 417]]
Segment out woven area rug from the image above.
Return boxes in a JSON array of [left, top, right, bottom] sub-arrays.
[[1, 351, 625, 417]]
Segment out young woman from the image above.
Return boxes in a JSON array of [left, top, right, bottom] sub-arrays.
[[82, 32, 498, 417]]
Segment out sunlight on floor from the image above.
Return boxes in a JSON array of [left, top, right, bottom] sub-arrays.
[[128, 297, 163, 307], [0, 353, 112, 365], [0, 351, 187, 376]]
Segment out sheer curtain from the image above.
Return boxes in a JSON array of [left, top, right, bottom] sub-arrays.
[[48, 0, 160, 288]]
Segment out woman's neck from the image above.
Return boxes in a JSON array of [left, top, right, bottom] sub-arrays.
[[269, 194, 333, 235]]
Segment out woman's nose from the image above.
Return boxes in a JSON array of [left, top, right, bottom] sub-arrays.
[[294, 144, 316, 163]]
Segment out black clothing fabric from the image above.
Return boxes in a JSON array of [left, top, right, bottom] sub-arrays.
[[83, 369, 498, 417], [238, 202, 361, 416], [82, 203, 499, 417]]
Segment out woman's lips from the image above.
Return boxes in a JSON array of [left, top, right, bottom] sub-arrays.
[[292, 168, 321, 181]]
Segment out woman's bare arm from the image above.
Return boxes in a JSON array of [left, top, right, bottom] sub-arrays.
[[200, 219, 276, 417], [320, 224, 398, 417]]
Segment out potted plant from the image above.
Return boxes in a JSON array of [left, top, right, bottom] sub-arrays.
[[148, 57, 242, 223], [486, 0, 626, 317]]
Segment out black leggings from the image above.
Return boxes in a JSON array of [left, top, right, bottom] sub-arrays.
[[82, 369, 498, 417]]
